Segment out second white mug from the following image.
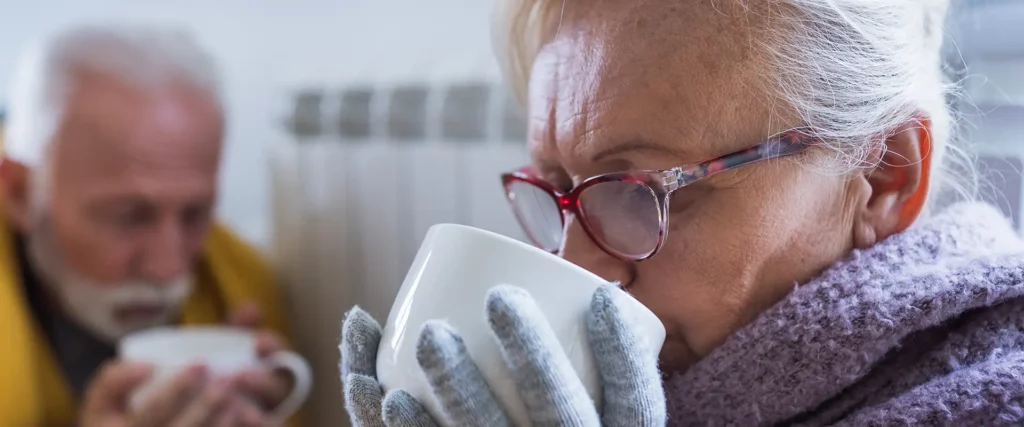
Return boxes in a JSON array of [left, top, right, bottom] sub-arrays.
[[119, 326, 312, 426]]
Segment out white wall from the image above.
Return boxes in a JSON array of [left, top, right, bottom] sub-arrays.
[[946, 2, 1024, 229], [950, 0, 1024, 60], [0, 0, 501, 249]]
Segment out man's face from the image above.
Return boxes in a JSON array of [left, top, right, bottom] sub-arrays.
[[22, 69, 224, 342]]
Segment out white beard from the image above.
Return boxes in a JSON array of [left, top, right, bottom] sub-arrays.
[[27, 217, 194, 343]]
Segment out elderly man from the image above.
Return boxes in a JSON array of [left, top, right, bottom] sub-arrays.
[[0, 26, 301, 426]]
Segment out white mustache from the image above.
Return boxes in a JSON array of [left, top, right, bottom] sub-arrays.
[[26, 211, 195, 342], [103, 277, 193, 307]]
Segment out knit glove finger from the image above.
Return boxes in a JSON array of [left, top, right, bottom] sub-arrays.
[[345, 374, 386, 427], [587, 286, 667, 426], [381, 390, 439, 427], [486, 285, 602, 427], [414, 320, 513, 426], [341, 307, 382, 382], [339, 306, 387, 427]]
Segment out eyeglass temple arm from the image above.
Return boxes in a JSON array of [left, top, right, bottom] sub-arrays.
[[666, 132, 811, 189]]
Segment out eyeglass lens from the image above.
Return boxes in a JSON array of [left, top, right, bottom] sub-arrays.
[[578, 180, 662, 258], [507, 180, 563, 251], [507, 178, 663, 259]]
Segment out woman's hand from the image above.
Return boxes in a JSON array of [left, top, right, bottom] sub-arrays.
[[339, 284, 666, 426]]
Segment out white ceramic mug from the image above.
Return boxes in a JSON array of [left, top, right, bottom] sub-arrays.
[[119, 326, 312, 425], [376, 224, 666, 426]]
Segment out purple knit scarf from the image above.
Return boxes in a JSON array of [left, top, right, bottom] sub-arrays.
[[664, 202, 1024, 426]]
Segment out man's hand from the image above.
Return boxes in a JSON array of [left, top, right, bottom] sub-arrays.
[[228, 302, 297, 414], [80, 360, 265, 427], [80, 302, 295, 426], [79, 361, 150, 427]]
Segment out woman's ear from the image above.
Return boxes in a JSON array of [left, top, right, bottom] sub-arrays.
[[852, 117, 932, 248], [0, 158, 35, 231]]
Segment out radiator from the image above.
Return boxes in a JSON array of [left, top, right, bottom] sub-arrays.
[[270, 82, 529, 427]]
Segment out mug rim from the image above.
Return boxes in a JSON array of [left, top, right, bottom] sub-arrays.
[[118, 326, 256, 357], [428, 223, 603, 279]]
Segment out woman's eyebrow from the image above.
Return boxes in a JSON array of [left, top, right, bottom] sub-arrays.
[[589, 139, 693, 163]]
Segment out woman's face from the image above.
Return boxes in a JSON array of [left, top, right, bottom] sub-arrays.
[[526, 1, 867, 373]]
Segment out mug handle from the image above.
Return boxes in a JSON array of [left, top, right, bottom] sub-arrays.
[[262, 350, 312, 425]]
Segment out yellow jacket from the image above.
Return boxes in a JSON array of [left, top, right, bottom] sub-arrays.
[[0, 221, 303, 426]]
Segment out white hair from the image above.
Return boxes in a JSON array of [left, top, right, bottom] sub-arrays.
[[493, 0, 973, 208], [4, 24, 222, 168]]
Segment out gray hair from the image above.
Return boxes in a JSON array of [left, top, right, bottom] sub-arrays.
[[493, 0, 972, 209], [4, 24, 222, 167]]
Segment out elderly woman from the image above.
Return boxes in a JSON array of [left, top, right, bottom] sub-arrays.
[[341, 0, 1024, 425]]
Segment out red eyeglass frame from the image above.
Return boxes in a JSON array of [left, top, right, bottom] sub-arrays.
[[500, 128, 816, 261]]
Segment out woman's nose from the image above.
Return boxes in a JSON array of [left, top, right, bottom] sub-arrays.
[[559, 215, 634, 285]]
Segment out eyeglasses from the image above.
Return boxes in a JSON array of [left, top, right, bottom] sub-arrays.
[[500, 128, 816, 261]]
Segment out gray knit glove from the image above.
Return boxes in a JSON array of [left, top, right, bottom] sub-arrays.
[[339, 284, 666, 427]]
